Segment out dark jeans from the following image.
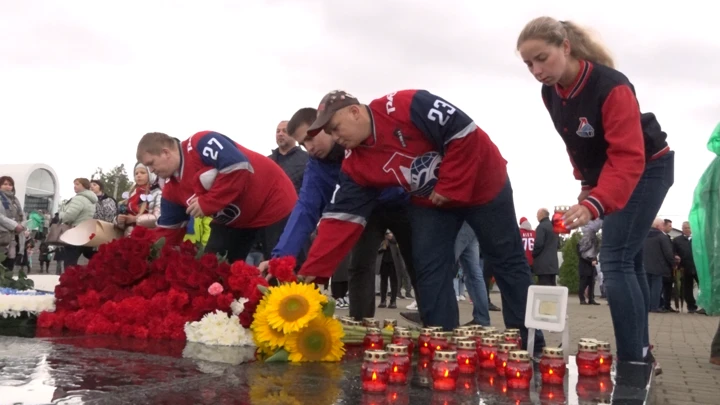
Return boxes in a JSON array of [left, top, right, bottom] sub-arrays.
[[408, 179, 545, 352], [537, 275, 557, 286], [331, 280, 348, 300], [683, 271, 698, 311], [484, 261, 495, 303], [63, 245, 83, 267], [348, 205, 415, 320], [661, 276, 675, 310], [600, 151, 674, 362], [579, 275, 595, 303], [646, 273, 663, 311], [379, 261, 398, 304], [205, 215, 289, 264]]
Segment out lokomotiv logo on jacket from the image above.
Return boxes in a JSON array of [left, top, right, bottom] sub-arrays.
[[382, 151, 442, 197]]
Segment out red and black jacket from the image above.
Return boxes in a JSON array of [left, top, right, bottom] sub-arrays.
[[542, 61, 669, 219]]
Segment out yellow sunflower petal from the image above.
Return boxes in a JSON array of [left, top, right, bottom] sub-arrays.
[[285, 316, 345, 362], [264, 282, 327, 334], [251, 304, 287, 349]]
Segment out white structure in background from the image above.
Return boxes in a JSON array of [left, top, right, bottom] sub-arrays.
[[0, 164, 60, 214]]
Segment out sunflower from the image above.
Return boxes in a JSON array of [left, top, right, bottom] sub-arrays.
[[264, 282, 328, 334], [285, 316, 345, 362], [252, 300, 288, 349]]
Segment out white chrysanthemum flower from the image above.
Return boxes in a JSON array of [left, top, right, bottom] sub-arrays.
[[182, 310, 255, 347], [230, 298, 249, 316]]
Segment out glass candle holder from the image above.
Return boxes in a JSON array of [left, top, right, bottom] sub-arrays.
[[503, 331, 520, 349], [429, 331, 449, 358], [505, 328, 522, 348], [392, 330, 415, 356], [576, 342, 600, 377], [552, 206, 571, 234], [505, 350, 533, 390], [453, 327, 470, 337], [495, 342, 517, 376], [596, 341, 613, 374], [363, 318, 380, 328], [447, 336, 464, 351], [386, 344, 411, 385], [472, 329, 490, 347], [362, 350, 390, 393], [456, 339, 478, 374], [483, 326, 498, 334], [455, 328, 475, 340], [539, 347, 566, 385], [383, 319, 398, 329], [431, 350, 460, 391], [393, 326, 409, 336], [418, 328, 434, 357], [363, 328, 384, 351], [478, 337, 499, 369], [579, 338, 597, 344], [490, 333, 505, 342]]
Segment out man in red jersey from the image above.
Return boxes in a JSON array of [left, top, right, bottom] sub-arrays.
[[136, 131, 297, 262], [296, 90, 544, 351], [519, 217, 536, 270]]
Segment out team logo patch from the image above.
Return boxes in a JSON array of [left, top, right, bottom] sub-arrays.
[[383, 152, 442, 198], [213, 204, 241, 225], [576, 117, 595, 138]]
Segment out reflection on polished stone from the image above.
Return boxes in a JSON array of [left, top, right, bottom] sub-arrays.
[[0, 333, 655, 404]]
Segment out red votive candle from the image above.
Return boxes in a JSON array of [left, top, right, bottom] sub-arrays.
[[363, 328, 384, 351], [478, 337, 499, 369], [505, 350, 533, 390], [596, 341, 613, 374], [539, 347, 566, 385], [472, 329, 490, 347], [363, 318, 380, 328], [418, 328, 434, 357], [386, 344, 411, 385], [428, 331, 449, 358], [362, 350, 390, 393], [431, 350, 460, 391], [576, 341, 600, 377], [503, 331, 520, 349], [495, 342, 517, 376], [456, 339, 478, 374], [447, 336, 464, 351], [392, 330, 415, 356], [552, 206, 571, 234]]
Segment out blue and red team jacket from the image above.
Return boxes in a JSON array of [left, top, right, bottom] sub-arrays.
[[298, 89, 509, 280], [271, 148, 408, 259], [155, 131, 297, 245]]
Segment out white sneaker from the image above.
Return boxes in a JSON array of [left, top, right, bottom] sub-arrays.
[[406, 300, 418, 310], [458, 295, 466, 301]]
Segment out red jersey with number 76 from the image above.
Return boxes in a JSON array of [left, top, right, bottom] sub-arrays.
[[520, 229, 536, 267]]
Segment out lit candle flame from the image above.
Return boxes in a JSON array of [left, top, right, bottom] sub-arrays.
[[490, 353, 494, 360], [372, 371, 377, 381], [600, 358, 604, 364], [502, 361, 506, 367], [444, 369, 449, 378], [465, 359, 469, 365], [549, 369, 553, 375], [516, 371, 520, 378], [393, 365, 398, 373]]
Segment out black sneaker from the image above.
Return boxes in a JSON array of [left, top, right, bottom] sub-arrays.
[[400, 311, 423, 326], [589, 301, 601, 305], [388, 302, 397, 309], [488, 303, 501, 312], [463, 320, 483, 327], [378, 302, 387, 308], [645, 350, 662, 376], [405, 292, 414, 299]]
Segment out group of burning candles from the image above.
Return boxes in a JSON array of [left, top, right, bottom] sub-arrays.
[[343, 317, 613, 395]]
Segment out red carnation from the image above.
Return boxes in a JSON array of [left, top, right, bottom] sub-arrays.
[[268, 256, 297, 283]]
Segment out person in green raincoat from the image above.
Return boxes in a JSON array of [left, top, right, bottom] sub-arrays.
[[26, 210, 45, 238], [689, 122, 720, 364]]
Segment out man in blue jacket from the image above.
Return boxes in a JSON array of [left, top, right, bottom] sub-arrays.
[[259, 107, 413, 319]]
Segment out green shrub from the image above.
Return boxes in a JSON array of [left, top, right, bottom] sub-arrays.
[[558, 232, 581, 294]]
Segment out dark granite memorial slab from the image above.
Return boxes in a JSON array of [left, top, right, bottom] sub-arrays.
[[0, 332, 655, 404]]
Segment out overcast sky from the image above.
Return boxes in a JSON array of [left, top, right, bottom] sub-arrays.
[[1, 0, 717, 227]]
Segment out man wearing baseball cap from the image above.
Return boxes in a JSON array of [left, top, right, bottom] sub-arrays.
[[295, 88, 544, 352]]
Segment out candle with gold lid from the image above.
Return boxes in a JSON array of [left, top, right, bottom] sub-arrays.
[[386, 344, 411, 385], [478, 336, 499, 369], [429, 331, 449, 358], [576, 342, 600, 376], [431, 350, 460, 391], [418, 328, 434, 357], [361, 350, 390, 392], [392, 329, 415, 356], [363, 327, 384, 351], [505, 350, 533, 389], [596, 341, 613, 374], [495, 342, 517, 375], [363, 318, 380, 328], [539, 347, 566, 385], [456, 339, 479, 374]]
